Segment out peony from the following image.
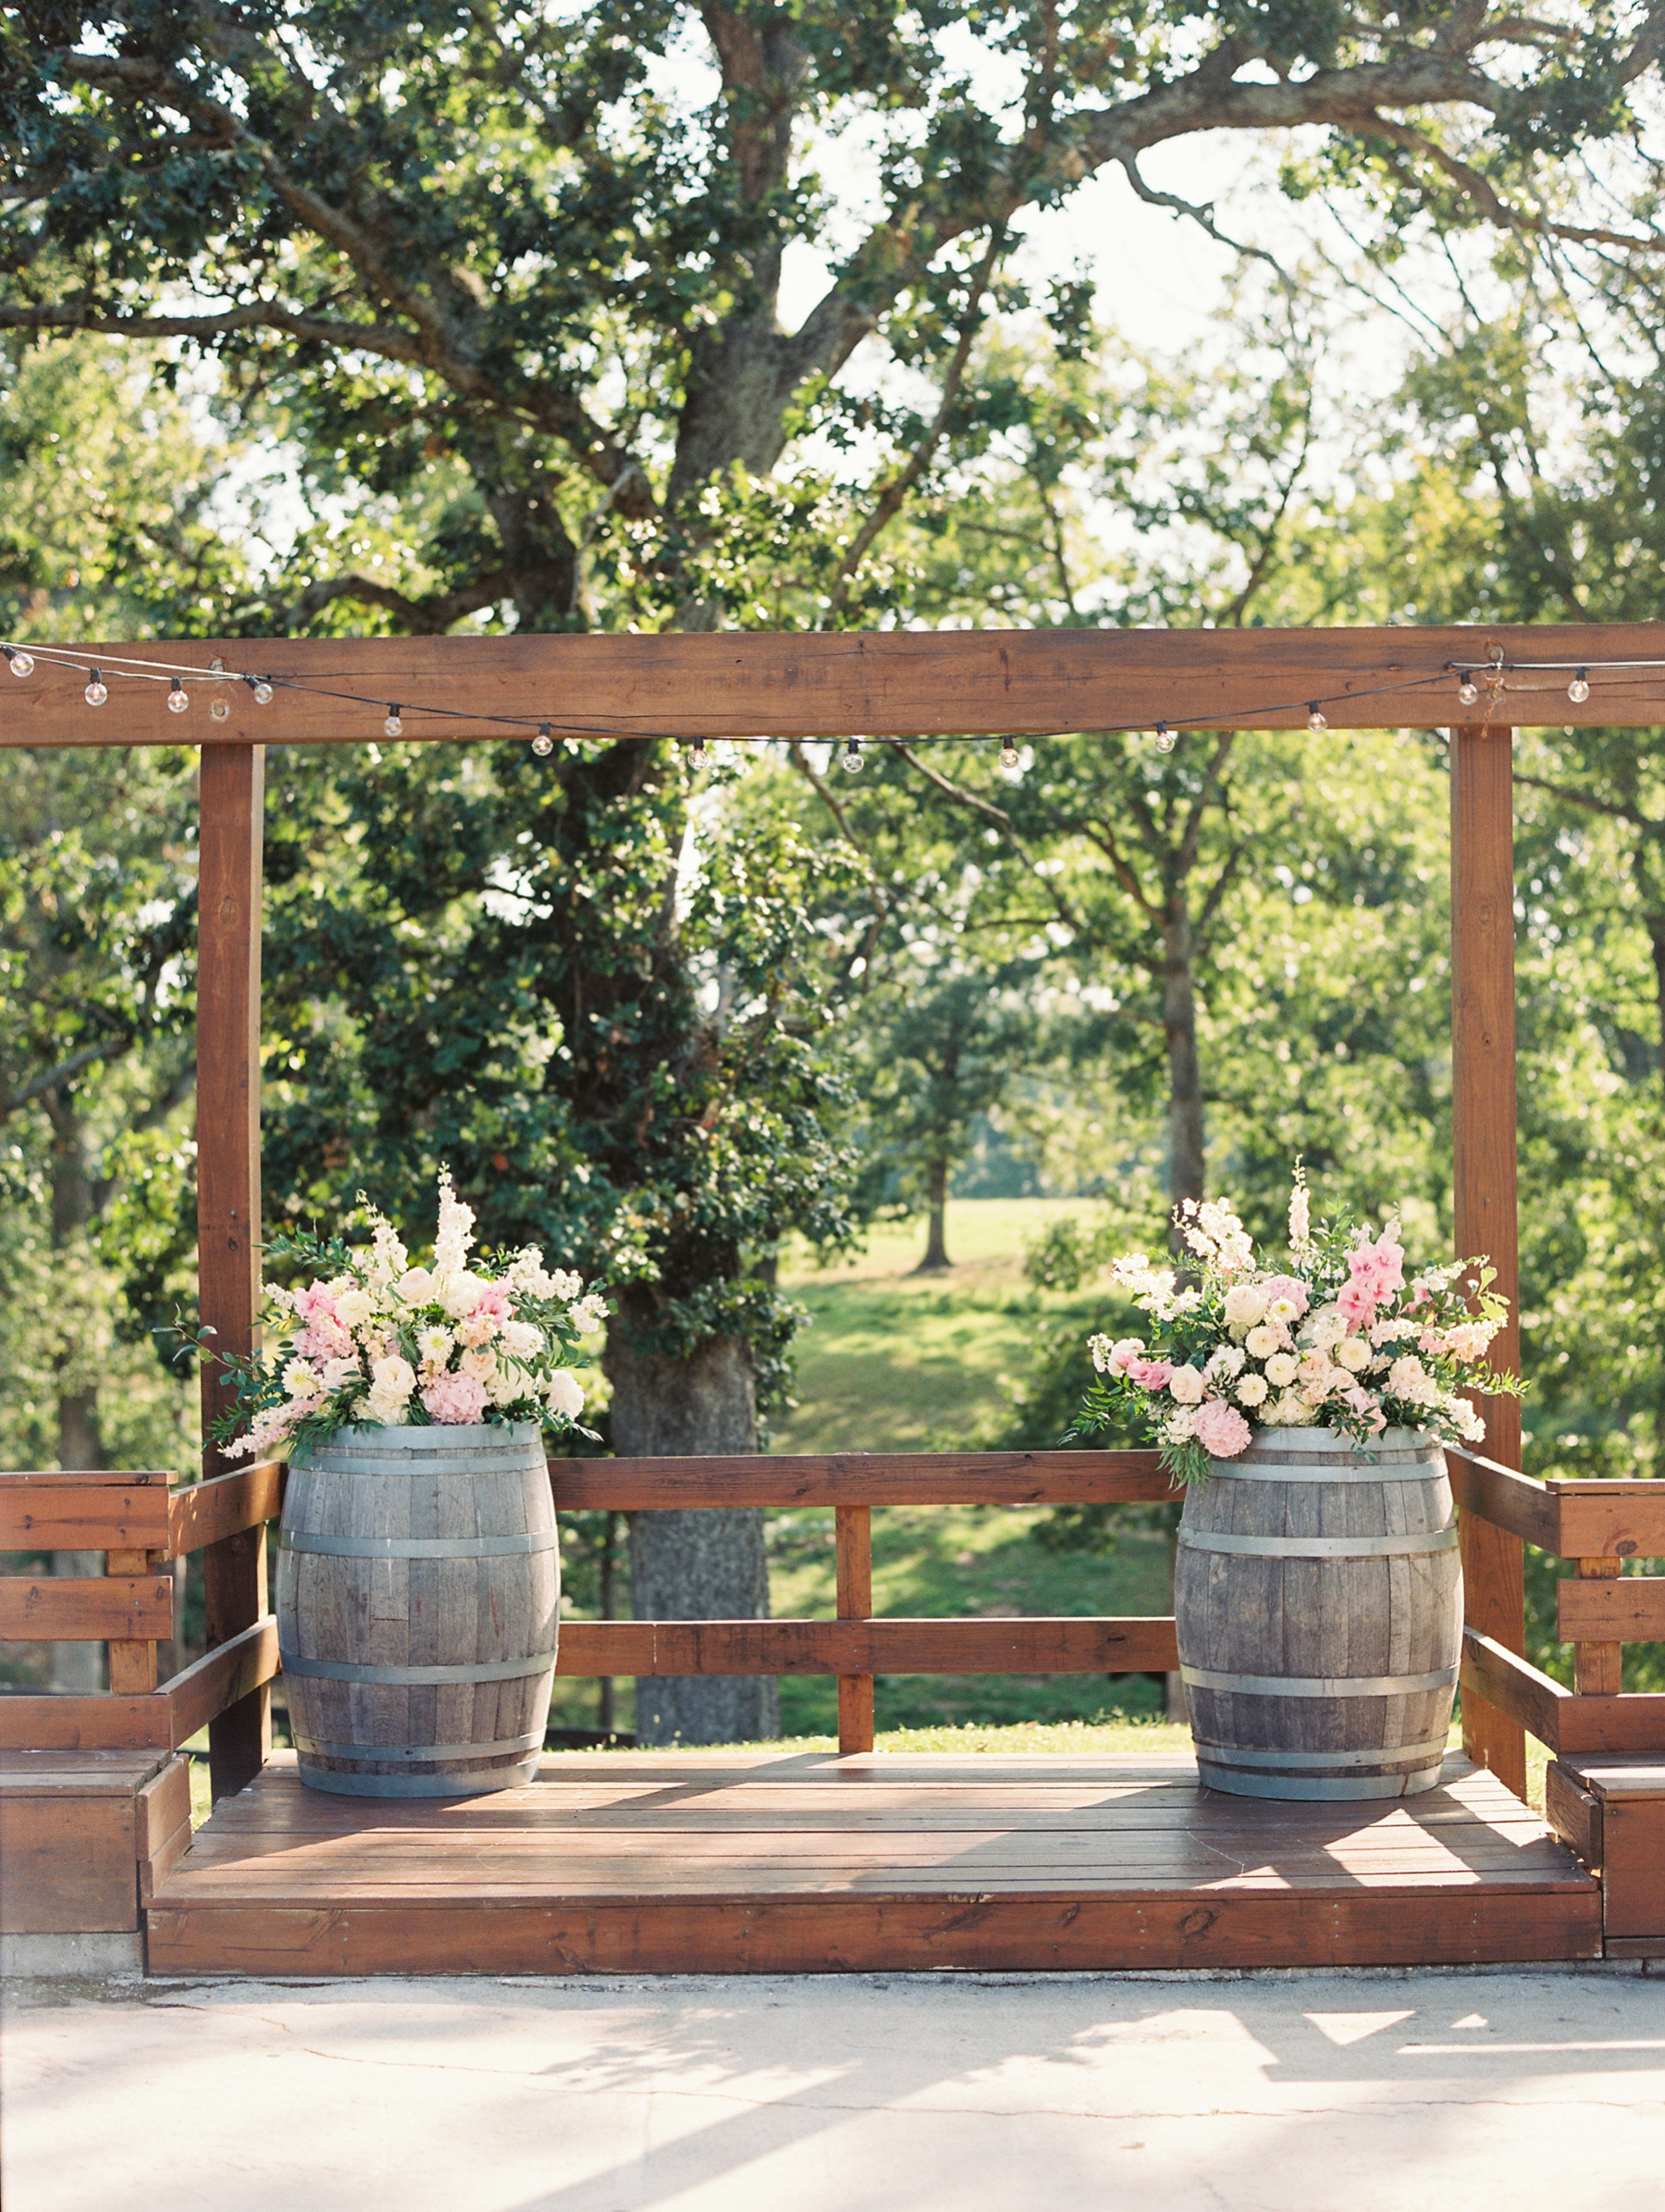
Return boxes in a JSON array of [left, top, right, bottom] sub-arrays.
[[1334, 1335, 1372, 1373], [546, 1369, 585, 1421], [1235, 1372, 1269, 1408], [1194, 1399, 1252, 1458], [1167, 1365, 1206, 1405], [369, 1354, 415, 1400], [1263, 1352, 1300, 1388], [1261, 1274, 1309, 1320], [333, 1286, 373, 1329], [1222, 1282, 1269, 1335], [1243, 1324, 1282, 1360], [421, 1370, 490, 1425]]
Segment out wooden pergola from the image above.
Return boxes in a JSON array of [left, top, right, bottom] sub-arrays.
[[6, 621, 1664, 1976]]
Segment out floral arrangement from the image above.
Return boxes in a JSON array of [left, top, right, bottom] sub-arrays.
[[1073, 1167, 1518, 1485], [213, 1172, 607, 1463]]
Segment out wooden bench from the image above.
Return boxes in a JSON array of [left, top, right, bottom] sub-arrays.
[[0, 1464, 279, 1973]]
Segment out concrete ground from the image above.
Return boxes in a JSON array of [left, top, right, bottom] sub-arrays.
[[6, 1968, 1664, 2212]]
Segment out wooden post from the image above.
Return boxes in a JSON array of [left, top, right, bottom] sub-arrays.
[[835, 1506, 875, 1755], [1449, 723, 1527, 1799], [1572, 1556, 1623, 1698], [197, 744, 271, 1800]]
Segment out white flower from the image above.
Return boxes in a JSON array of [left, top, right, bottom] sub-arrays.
[[484, 1364, 522, 1408], [333, 1286, 373, 1328], [1167, 1365, 1206, 1405], [1267, 1296, 1302, 1324], [1165, 1407, 1199, 1443], [1388, 1354, 1440, 1406], [433, 1168, 476, 1278], [500, 1319, 542, 1360], [319, 1354, 364, 1393], [282, 1358, 319, 1397], [1264, 1352, 1300, 1389], [1089, 1333, 1114, 1373], [1205, 1344, 1246, 1380], [1289, 1173, 1311, 1247], [546, 1369, 585, 1420], [573, 1293, 608, 1333], [396, 1266, 437, 1307], [1449, 1398, 1486, 1442], [364, 1389, 412, 1428], [415, 1325, 453, 1370], [459, 1349, 499, 1384], [369, 1354, 415, 1400], [1334, 1336, 1371, 1373], [549, 1269, 584, 1303], [1308, 1307, 1347, 1351], [1222, 1282, 1269, 1335], [439, 1271, 486, 1319], [1269, 1392, 1316, 1427], [1235, 1372, 1269, 1407], [1244, 1324, 1281, 1360]]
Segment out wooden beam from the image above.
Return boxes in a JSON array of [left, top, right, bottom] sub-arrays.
[[1450, 723, 1527, 1799], [1445, 1448, 1559, 1551], [0, 1697, 172, 1753], [7, 624, 1665, 748], [166, 1462, 284, 1559], [196, 742, 271, 1798], [159, 1616, 281, 1746], [552, 1615, 1181, 1677], [1559, 1575, 1665, 1643], [1460, 1628, 1566, 1754], [550, 1450, 1170, 1511], [0, 1576, 175, 1642], [835, 1505, 875, 1755], [0, 1472, 171, 1551]]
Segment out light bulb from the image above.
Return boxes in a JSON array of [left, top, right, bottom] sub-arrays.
[[532, 725, 553, 757], [841, 735, 864, 772], [1457, 677, 1479, 707], [167, 677, 190, 714], [5, 647, 33, 677], [999, 738, 1020, 773], [1153, 723, 1177, 754], [1568, 668, 1590, 704], [1306, 703, 1327, 732], [384, 707, 403, 736], [689, 736, 708, 767], [84, 670, 108, 707], [247, 676, 274, 706]]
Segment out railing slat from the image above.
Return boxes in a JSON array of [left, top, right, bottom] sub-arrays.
[[0, 1576, 175, 1642], [166, 1463, 284, 1559], [555, 1616, 1179, 1678], [0, 1473, 170, 1553], [550, 1450, 1168, 1511]]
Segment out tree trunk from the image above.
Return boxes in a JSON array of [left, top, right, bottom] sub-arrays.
[[605, 1304, 779, 1746], [915, 1156, 951, 1272], [1162, 899, 1206, 1216]]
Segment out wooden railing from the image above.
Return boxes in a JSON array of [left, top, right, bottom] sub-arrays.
[[0, 1464, 281, 1757], [1448, 1447, 1665, 1759]]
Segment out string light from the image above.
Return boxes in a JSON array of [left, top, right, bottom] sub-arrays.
[[1457, 676, 1480, 706], [531, 724, 554, 757], [689, 735, 708, 767], [84, 669, 107, 707], [999, 737, 1020, 776], [4, 646, 32, 677], [245, 675, 274, 706], [1153, 721, 1176, 753], [1568, 667, 1590, 704], [166, 677, 190, 714], [841, 735, 864, 772], [384, 706, 403, 736], [1306, 702, 1327, 732]]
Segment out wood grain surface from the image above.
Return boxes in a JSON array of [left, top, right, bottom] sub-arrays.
[[549, 1450, 1170, 1509], [8, 624, 1665, 749], [0, 1471, 171, 1551], [143, 1748, 1599, 1974]]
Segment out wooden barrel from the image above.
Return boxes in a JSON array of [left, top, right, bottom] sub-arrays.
[[276, 1422, 558, 1798], [1173, 1426, 1461, 1800]]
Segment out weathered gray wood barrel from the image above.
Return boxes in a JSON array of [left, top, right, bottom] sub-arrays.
[[276, 1422, 558, 1798], [1174, 1426, 1461, 1800]]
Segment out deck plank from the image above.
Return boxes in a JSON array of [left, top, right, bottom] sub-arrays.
[[146, 1749, 1601, 1974]]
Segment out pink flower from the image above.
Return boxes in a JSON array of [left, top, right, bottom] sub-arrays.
[[1193, 1399, 1252, 1458], [1260, 1275, 1310, 1318], [421, 1370, 490, 1425], [1342, 1383, 1388, 1435], [1348, 1235, 1405, 1300], [1336, 1279, 1376, 1327], [1129, 1358, 1174, 1392], [473, 1281, 513, 1322], [294, 1317, 352, 1362]]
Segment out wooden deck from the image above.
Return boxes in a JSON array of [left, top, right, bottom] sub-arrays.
[[146, 1749, 1601, 1975]]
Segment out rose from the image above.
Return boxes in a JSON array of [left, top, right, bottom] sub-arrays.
[[1222, 1282, 1269, 1335], [420, 1370, 490, 1425], [370, 1355, 415, 1400], [1167, 1365, 1206, 1405], [1243, 1324, 1282, 1360], [1235, 1372, 1269, 1407], [318, 1354, 364, 1393], [1260, 1275, 1309, 1320], [364, 1389, 412, 1427], [1340, 1383, 1388, 1435], [546, 1369, 585, 1421], [1129, 1358, 1174, 1391], [395, 1266, 436, 1306], [1194, 1399, 1252, 1458], [1264, 1353, 1300, 1388], [1334, 1336, 1372, 1373]]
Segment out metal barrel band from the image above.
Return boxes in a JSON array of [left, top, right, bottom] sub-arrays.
[[279, 1530, 556, 1559], [1197, 1766, 1443, 1801], [279, 1649, 557, 1686], [1178, 1528, 1458, 1559], [1179, 1662, 1459, 1699], [291, 1729, 546, 1763], [1190, 1736, 1450, 1771], [1207, 1458, 1446, 1483], [294, 1761, 541, 1800]]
